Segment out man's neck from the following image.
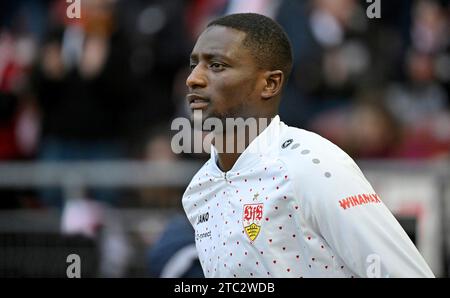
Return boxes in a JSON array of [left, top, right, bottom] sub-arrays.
[[217, 151, 240, 173], [214, 116, 274, 172]]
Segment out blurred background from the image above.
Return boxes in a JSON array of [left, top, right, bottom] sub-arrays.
[[0, 0, 449, 277]]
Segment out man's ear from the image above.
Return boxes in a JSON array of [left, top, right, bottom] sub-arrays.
[[261, 70, 284, 100]]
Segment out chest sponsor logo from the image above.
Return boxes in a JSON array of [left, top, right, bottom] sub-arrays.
[[243, 203, 264, 241]]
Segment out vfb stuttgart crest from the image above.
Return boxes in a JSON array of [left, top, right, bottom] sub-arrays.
[[243, 203, 264, 241]]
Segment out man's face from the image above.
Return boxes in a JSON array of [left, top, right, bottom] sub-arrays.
[[186, 26, 264, 124]]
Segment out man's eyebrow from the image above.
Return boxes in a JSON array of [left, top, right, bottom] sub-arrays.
[[190, 52, 231, 62]]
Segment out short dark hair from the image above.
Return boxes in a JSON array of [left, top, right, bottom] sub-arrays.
[[207, 13, 293, 84]]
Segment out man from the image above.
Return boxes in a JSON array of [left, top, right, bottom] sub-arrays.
[[182, 13, 434, 278]]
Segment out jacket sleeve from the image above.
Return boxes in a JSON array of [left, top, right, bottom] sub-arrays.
[[288, 148, 434, 278]]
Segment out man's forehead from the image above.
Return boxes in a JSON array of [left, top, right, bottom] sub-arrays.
[[191, 26, 248, 59]]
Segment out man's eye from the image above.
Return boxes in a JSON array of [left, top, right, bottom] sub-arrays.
[[210, 63, 225, 71], [189, 63, 197, 70]]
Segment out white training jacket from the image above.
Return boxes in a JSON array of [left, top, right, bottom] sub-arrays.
[[182, 115, 434, 278]]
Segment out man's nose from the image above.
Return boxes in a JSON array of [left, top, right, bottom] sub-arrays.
[[186, 65, 207, 89]]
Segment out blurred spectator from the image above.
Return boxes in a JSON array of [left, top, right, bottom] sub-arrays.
[[32, 0, 137, 207], [0, 28, 40, 208], [310, 92, 402, 159], [282, 0, 373, 127], [347, 100, 402, 159], [134, 125, 184, 208], [385, 49, 448, 128], [411, 0, 448, 55], [117, 0, 193, 144], [0, 30, 39, 160]]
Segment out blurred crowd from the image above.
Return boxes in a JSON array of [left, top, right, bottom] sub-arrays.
[[0, 0, 449, 276], [1, 0, 449, 166]]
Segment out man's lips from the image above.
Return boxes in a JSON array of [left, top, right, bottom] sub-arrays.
[[187, 94, 210, 110]]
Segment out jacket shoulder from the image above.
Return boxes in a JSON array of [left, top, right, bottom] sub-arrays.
[[277, 125, 371, 199], [277, 125, 353, 167]]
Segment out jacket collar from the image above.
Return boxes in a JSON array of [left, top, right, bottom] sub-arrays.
[[209, 115, 281, 175]]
